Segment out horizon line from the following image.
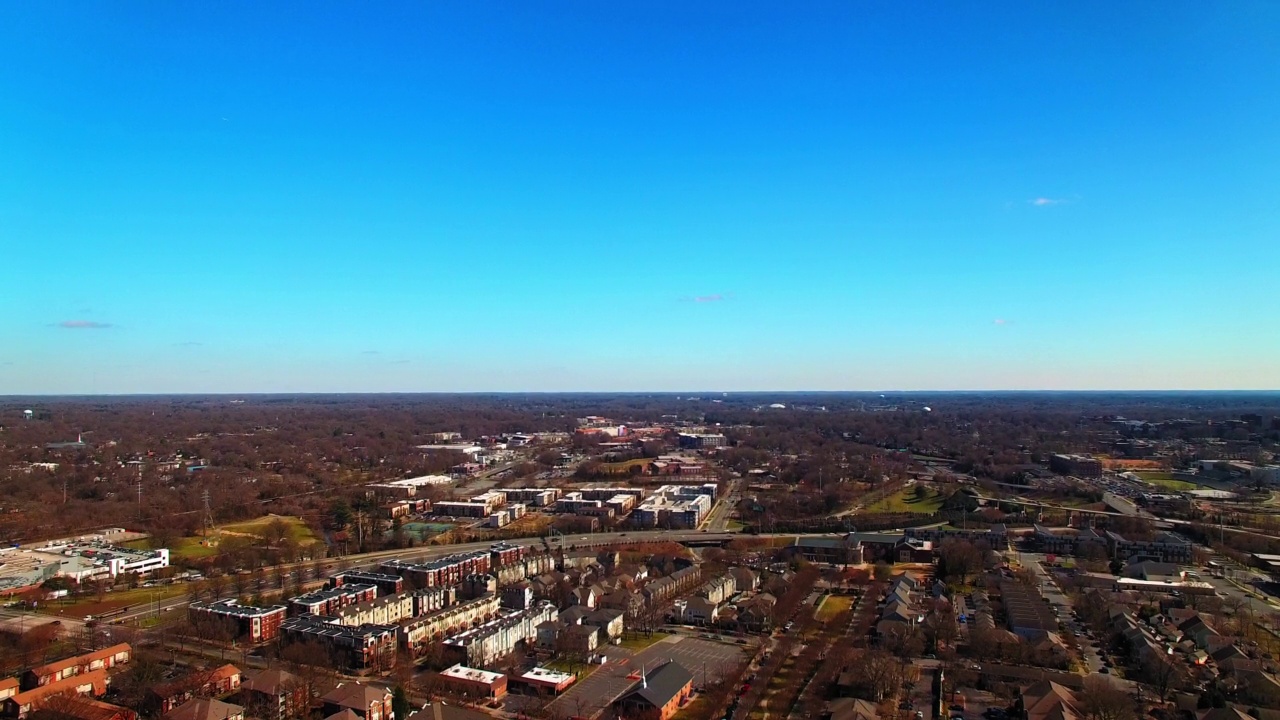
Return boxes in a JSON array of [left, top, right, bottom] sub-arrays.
[[3, 389, 1280, 398]]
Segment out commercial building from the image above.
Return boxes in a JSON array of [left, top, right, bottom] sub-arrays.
[[368, 476, 453, 498], [436, 666, 507, 701], [188, 600, 288, 643], [510, 667, 575, 696], [1049, 454, 1103, 479], [678, 433, 727, 449]]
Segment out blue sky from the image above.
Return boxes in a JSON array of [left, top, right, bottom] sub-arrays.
[[2, 2, 1278, 393]]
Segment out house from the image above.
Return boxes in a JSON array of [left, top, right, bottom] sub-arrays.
[[1020, 680, 1078, 720], [164, 699, 245, 720], [682, 597, 720, 626], [569, 587, 598, 609], [320, 685, 393, 720], [149, 665, 242, 714], [738, 593, 775, 632], [585, 608, 625, 642], [0, 680, 18, 704], [235, 669, 307, 720], [827, 697, 879, 720], [560, 625, 600, 656], [46, 697, 136, 720], [610, 662, 693, 720], [3, 670, 108, 719], [22, 644, 132, 690], [728, 567, 758, 594], [1236, 670, 1280, 708]]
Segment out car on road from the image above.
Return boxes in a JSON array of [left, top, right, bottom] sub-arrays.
[[1099, 667, 1110, 674]]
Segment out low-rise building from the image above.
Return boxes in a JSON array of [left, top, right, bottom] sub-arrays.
[[22, 644, 131, 690], [610, 661, 693, 720], [189, 601, 288, 643], [436, 666, 506, 701], [320, 685, 393, 720], [279, 617, 398, 672], [442, 602, 558, 668]]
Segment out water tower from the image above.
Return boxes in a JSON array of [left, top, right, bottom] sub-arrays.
[[23, 409, 33, 421]]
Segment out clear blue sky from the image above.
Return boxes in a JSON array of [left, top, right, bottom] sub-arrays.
[[2, 2, 1278, 393]]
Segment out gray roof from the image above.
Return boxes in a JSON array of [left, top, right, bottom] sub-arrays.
[[614, 661, 692, 710]]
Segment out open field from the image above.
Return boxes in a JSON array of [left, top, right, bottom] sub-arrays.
[[618, 631, 670, 651], [863, 489, 944, 514], [128, 515, 322, 562], [220, 515, 321, 544], [815, 595, 853, 621], [1134, 471, 1200, 492]]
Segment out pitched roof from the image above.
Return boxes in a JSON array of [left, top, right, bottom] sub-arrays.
[[324, 710, 363, 720], [829, 697, 879, 720], [1022, 680, 1078, 720], [322, 684, 391, 710], [239, 669, 299, 696], [56, 697, 133, 720], [28, 644, 131, 679], [165, 698, 244, 720], [614, 661, 693, 711], [9, 669, 108, 708]]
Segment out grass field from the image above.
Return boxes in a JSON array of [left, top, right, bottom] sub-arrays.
[[43, 583, 188, 617], [619, 632, 670, 651], [863, 489, 945, 514], [1134, 471, 1199, 492], [815, 595, 853, 621], [130, 515, 323, 562]]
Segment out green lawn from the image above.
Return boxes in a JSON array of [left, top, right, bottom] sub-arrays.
[[618, 632, 670, 651], [863, 489, 945, 514], [141, 515, 322, 562], [545, 659, 600, 681], [1134, 471, 1198, 492], [815, 595, 853, 621], [221, 515, 321, 545]]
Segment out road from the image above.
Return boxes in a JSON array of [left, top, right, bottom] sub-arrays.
[[1021, 553, 1105, 673], [702, 477, 742, 531]]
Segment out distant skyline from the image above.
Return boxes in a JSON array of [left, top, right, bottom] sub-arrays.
[[3, 3, 1279, 393]]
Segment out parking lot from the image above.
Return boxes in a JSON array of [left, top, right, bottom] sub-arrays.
[[546, 635, 747, 718]]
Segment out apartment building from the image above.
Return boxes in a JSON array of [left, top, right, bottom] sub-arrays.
[[279, 617, 398, 672], [398, 594, 502, 658], [287, 584, 377, 617], [329, 572, 403, 597], [442, 602, 558, 668], [22, 644, 131, 690], [188, 601, 288, 643], [381, 551, 490, 588]]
